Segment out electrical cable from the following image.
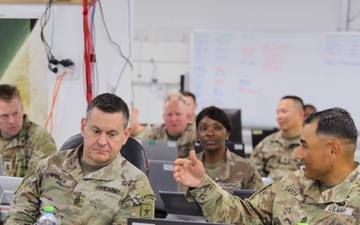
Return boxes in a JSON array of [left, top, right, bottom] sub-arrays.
[[40, 0, 57, 72], [97, 0, 133, 92], [83, 0, 97, 103], [90, 3, 99, 97], [44, 71, 68, 135]]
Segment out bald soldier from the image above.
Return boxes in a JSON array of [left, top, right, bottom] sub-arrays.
[[0, 84, 56, 177], [250, 95, 305, 181], [174, 108, 360, 224], [5, 93, 155, 225]]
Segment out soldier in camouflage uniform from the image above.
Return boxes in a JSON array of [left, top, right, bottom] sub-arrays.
[[250, 96, 304, 181], [144, 92, 196, 158], [5, 93, 155, 225], [129, 103, 152, 140], [180, 106, 263, 193], [0, 84, 57, 177], [174, 108, 360, 224]]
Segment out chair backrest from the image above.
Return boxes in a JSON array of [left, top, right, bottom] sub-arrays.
[[59, 134, 149, 176], [251, 128, 279, 149]]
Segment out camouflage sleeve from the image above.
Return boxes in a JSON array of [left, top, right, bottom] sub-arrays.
[[4, 159, 46, 224], [112, 177, 155, 224], [189, 175, 274, 225], [242, 163, 264, 191], [27, 129, 57, 170], [249, 141, 267, 177]]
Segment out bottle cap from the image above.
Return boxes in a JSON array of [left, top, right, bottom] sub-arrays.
[[44, 206, 54, 212]]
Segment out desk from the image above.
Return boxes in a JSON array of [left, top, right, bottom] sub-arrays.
[[0, 205, 10, 224]]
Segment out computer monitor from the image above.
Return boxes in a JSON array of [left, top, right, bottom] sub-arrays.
[[128, 218, 235, 225], [221, 108, 242, 143], [233, 189, 257, 200], [0, 176, 23, 205], [148, 160, 179, 212], [0, 158, 4, 176], [251, 128, 279, 149], [138, 139, 178, 160], [194, 141, 245, 158], [159, 191, 203, 219]]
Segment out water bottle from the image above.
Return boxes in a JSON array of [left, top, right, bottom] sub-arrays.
[[35, 206, 58, 225]]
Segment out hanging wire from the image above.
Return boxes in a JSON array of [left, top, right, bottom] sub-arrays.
[[90, 3, 99, 97], [97, 0, 133, 93], [44, 71, 68, 135], [40, 0, 57, 70]]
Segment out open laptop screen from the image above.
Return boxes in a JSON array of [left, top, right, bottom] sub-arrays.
[[233, 189, 257, 200], [159, 191, 203, 217], [0, 158, 4, 176], [128, 218, 235, 225], [138, 140, 178, 161], [0, 175, 23, 205]]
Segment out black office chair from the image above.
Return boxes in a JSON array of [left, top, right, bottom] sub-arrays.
[[59, 134, 150, 177]]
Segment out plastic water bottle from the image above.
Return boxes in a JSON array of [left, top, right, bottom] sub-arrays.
[[35, 206, 58, 225]]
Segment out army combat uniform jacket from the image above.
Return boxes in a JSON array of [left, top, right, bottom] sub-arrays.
[[249, 130, 301, 181], [0, 114, 57, 177], [180, 149, 263, 193], [145, 123, 196, 158], [188, 163, 360, 225], [5, 145, 155, 225]]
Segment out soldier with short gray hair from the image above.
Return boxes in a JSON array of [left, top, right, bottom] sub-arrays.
[[5, 93, 155, 225], [174, 107, 360, 224]]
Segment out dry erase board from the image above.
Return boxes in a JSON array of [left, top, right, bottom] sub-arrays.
[[190, 30, 360, 129]]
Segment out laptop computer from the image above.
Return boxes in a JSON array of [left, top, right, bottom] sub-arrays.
[[0, 158, 4, 176], [0, 176, 23, 205], [159, 191, 204, 221], [138, 139, 178, 160], [128, 217, 234, 225], [251, 128, 279, 149], [148, 160, 179, 212], [194, 141, 245, 158], [233, 189, 257, 200]]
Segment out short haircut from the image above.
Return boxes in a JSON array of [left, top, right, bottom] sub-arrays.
[[180, 91, 196, 103], [281, 95, 304, 110], [305, 107, 358, 145], [164, 92, 188, 109], [86, 93, 130, 129], [196, 106, 232, 132], [304, 104, 317, 112], [0, 84, 21, 102]]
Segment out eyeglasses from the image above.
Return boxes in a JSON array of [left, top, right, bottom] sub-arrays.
[[0, 111, 21, 121]]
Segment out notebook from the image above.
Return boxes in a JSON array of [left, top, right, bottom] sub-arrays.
[[159, 191, 205, 221], [128, 218, 235, 225], [139, 139, 179, 160]]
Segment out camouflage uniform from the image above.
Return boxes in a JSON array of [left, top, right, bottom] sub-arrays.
[[4, 145, 155, 225], [132, 124, 152, 140], [0, 114, 57, 177], [249, 130, 301, 181], [187, 163, 360, 225], [145, 123, 196, 158], [180, 149, 263, 193]]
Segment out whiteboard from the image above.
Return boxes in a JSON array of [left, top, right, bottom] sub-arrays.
[[190, 30, 360, 129]]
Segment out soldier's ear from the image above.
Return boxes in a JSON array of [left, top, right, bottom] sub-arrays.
[[329, 140, 341, 158]]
